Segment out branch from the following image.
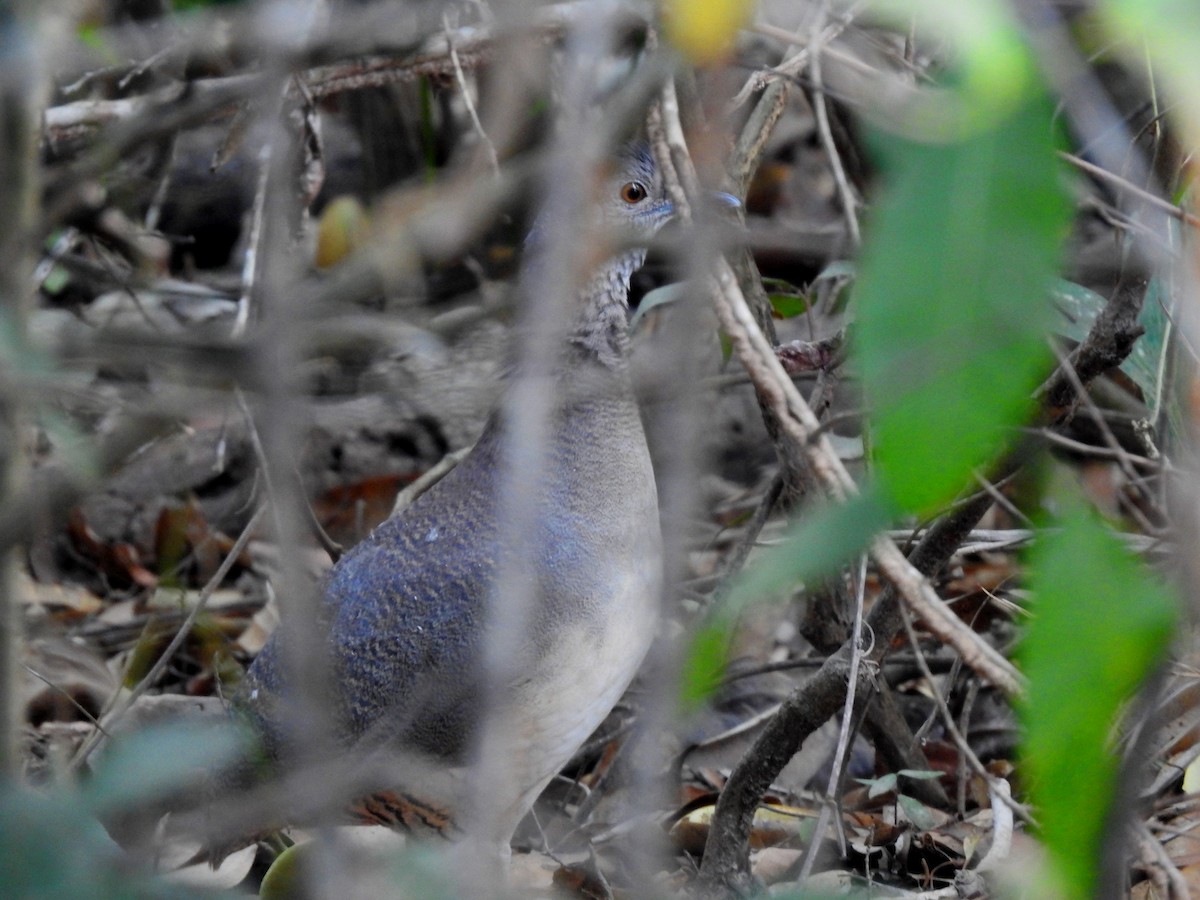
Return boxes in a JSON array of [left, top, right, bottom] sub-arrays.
[[43, 2, 647, 150]]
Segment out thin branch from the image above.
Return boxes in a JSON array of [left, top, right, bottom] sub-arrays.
[[807, 2, 861, 247], [898, 602, 1032, 826], [444, 11, 500, 177], [797, 555, 870, 884], [707, 257, 1024, 693], [1060, 150, 1200, 230], [42, 2, 647, 149]]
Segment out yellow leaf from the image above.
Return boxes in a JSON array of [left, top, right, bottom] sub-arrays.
[[315, 196, 371, 269]]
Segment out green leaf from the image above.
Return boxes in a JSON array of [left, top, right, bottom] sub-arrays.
[[1050, 278, 1108, 343], [897, 768, 943, 780], [84, 720, 253, 818], [41, 263, 71, 296], [1050, 277, 1169, 410], [767, 292, 809, 319], [726, 489, 893, 610], [897, 793, 940, 831], [855, 87, 1070, 513], [680, 490, 893, 707], [864, 0, 1037, 134], [0, 784, 215, 898], [1021, 504, 1176, 900], [1134, 277, 1172, 424], [259, 841, 306, 900], [629, 282, 688, 331], [680, 619, 733, 710], [1101, 1, 1200, 142], [718, 330, 733, 364], [861, 772, 898, 798]]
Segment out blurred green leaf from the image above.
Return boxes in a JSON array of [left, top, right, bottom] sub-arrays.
[[1050, 278, 1108, 342], [1135, 277, 1173, 425], [897, 768, 942, 780], [680, 490, 892, 707], [1022, 503, 1176, 900], [680, 619, 732, 709], [727, 489, 892, 610], [718, 330, 733, 364], [761, 277, 801, 291], [809, 260, 857, 312], [41, 264, 71, 296], [1101, 1, 1200, 144], [860, 772, 898, 798], [84, 720, 252, 818], [0, 784, 214, 898], [856, 87, 1069, 513], [863, 0, 1037, 134], [259, 841, 305, 900], [896, 794, 940, 830]]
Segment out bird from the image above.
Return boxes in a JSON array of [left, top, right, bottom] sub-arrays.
[[233, 144, 690, 857]]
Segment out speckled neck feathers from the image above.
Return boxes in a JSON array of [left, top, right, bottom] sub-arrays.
[[566, 248, 646, 371]]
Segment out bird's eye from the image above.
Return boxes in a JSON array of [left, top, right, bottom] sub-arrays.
[[619, 181, 648, 204]]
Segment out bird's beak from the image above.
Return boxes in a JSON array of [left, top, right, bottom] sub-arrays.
[[660, 191, 741, 220]]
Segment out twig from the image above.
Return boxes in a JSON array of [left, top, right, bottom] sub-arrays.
[[698, 472, 997, 889], [390, 446, 471, 516], [22, 664, 109, 734], [1060, 150, 1200, 231], [708, 475, 783, 605], [807, 1, 860, 247], [707, 251, 1023, 692], [1036, 427, 1163, 470], [1134, 819, 1189, 900], [797, 555, 871, 884], [443, 11, 499, 177], [296, 467, 345, 564], [0, 0, 46, 778], [730, 7, 861, 111], [1047, 343, 1161, 532], [898, 602, 1032, 826], [42, 2, 645, 148], [233, 145, 272, 340]]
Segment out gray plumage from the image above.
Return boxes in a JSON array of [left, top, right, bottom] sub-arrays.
[[237, 146, 671, 843]]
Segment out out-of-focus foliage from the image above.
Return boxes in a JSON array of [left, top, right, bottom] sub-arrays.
[[865, 0, 1037, 130], [1101, 0, 1200, 144], [1021, 502, 1176, 899], [692, 33, 1070, 696], [682, 490, 891, 708], [855, 87, 1070, 513], [1, 722, 249, 898]]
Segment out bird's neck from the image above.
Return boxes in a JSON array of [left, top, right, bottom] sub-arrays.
[[565, 249, 645, 372]]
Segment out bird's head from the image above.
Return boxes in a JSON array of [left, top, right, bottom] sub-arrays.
[[597, 143, 674, 237], [525, 143, 736, 264]]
